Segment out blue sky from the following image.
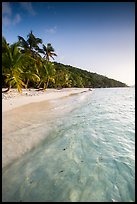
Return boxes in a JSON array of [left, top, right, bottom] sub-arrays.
[[2, 2, 135, 86]]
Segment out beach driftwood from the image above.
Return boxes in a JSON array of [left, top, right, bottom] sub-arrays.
[[2, 87, 10, 93]]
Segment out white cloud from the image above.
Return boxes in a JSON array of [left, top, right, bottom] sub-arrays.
[[2, 16, 11, 26], [45, 26, 57, 34], [3, 14, 21, 27], [20, 2, 36, 15], [2, 3, 21, 27], [2, 2, 12, 16], [13, 14, 21, 25]]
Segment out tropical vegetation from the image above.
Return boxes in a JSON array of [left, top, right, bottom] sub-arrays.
[[2, 31, 127, 92]]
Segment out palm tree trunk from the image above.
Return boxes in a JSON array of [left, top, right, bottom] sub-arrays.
[[46, 80, 49, 89], [37, 81, 42, 89], [26, 79, 29, 88], [43, 82, 47, 91]]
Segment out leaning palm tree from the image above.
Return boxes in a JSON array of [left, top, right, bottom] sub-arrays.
[[2, 41, 29, 92], [42, 43, 57, 61]]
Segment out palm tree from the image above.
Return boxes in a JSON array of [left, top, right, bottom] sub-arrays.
[[2, 41, 27, 92], [42, 43, 57, 61], [21, 55, 41, 88], [55, 71, 72, 88], [37, 61, 56, 90], [18, 30, 42, 58], [35, 42, 57, 90], [18, 31, 43, 89], [2, 34, 57, 92]]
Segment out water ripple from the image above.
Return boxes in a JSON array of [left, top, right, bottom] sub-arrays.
[[2, 88, 135, 202]]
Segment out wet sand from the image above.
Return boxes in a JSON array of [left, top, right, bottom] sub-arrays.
[[2, 88, 91, 168]]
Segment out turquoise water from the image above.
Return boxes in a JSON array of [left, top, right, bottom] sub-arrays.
[[2, 87, 135, 202]]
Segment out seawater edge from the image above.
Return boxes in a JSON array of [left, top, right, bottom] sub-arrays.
[[2, 88, 93, 168]]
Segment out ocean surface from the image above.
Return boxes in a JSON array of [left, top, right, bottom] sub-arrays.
[[2, 87, 135, 202]]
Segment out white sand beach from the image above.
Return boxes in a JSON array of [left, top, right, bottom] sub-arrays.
[[2, 88, 90, 112], [2, 88, 91, 168]]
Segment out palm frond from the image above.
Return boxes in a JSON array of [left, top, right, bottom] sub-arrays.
[[18, 36, 28, 49]]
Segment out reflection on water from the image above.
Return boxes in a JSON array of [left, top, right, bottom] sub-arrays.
[[2, 88, 135, 202]]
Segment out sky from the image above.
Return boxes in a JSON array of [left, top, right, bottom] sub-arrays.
[[2, 2, 135, 86]]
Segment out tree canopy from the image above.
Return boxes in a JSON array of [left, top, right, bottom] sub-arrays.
[[2, 32, 127, 92]]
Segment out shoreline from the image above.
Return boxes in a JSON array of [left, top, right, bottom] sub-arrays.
[[2, 88, 91, 112], [2, 88, 92, 168]]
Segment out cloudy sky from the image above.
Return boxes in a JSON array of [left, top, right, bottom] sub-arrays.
[[2, 2, 135, 86]]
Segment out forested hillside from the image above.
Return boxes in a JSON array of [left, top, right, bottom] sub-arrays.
[[49, 62, 127, 88], [2, 32, 127, 92]]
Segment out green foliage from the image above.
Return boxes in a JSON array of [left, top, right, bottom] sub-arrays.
[[37, 61, 56, 89], [2, 33, 127, 92], [42, 43, 57, 61], [2, 40, 27, 92], [18, 30, 42, 55], [52, 62, 127, 88]]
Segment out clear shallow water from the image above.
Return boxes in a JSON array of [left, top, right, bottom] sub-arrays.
[[2, 87, 135, 202]]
